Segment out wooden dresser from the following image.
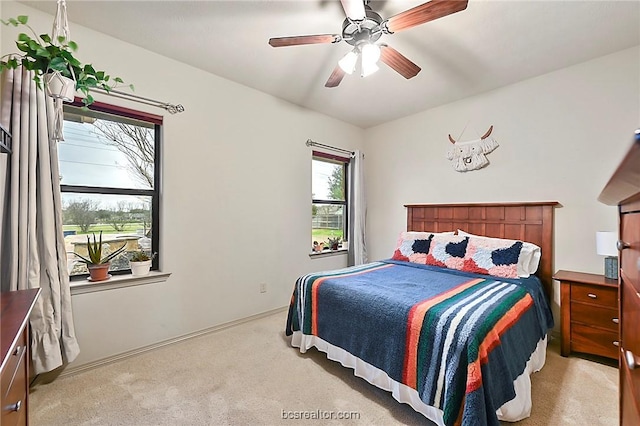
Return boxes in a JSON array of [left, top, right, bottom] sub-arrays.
[[554, 270, 619, 360], [599, 130, 640, 425], [1, 289, 40, 426]]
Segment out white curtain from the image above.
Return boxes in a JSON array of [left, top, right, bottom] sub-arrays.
[[0, 67, 80, 374], [348, 150, 367, 266]]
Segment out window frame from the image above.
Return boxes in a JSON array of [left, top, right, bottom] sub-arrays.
[[311, 151, 350, 253], [60, 98, 162, 276]]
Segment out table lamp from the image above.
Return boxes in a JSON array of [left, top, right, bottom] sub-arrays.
[[596, 231, 618, 280]]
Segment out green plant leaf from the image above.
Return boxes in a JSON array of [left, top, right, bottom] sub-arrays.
[[17, 33, 31, 42], [71, 252, 93, 265], [39, 33, 51, 43], [68, 40, 78, 51], [49, 56, 68, 71], [84, 76, 98, 87], [35, 46, 50, 58], [15, 42, 29, 53], [17, 15, 28, 25], [84, 94, 94, 106], [102, 243, 127, 263], [114, 77, 123, 83], [27, 40, 40, 51]]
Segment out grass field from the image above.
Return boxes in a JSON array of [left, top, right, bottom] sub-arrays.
[[63, 223, 146, 234], [312, 228, 343, 244]]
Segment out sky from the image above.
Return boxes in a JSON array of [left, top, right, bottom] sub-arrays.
[[58, 120, 151, 209], [312, 159, 340, 200]]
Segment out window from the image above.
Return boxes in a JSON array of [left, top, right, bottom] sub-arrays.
[[311, 151, 349, 253], [59, 102, 161, 278]]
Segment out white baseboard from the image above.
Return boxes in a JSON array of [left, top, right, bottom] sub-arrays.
[[57, 305, 288, 378]]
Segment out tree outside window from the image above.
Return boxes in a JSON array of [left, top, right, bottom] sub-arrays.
[[312, 153, 349, 252]]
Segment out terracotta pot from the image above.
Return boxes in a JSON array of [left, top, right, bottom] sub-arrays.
[[88, 263, 111, 281]]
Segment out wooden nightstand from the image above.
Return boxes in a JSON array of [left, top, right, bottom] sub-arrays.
[[554, 270, 619, 360]]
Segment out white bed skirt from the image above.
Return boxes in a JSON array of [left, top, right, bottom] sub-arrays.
[[291, 332, 548, 425]]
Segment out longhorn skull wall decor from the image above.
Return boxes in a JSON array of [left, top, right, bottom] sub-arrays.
[[446, 126, 499, 172]]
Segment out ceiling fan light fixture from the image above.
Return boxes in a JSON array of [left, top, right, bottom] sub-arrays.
[[269, 0, 469, 87], [338, 49, 358, 74], [361, 43, 381, 65], [361, 61, 379, 78], [360, 43, 380, 77]]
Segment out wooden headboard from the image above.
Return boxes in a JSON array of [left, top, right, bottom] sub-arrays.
[[405, 202, 559, 299]]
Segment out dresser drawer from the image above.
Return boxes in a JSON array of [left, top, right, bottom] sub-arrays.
[[571, 302, 619, 332], [571, 323, 619, 359], [0, 343, 27, 426], [571, 284, 617, 308], [620, 211, 639, 290], [1, 289, 39, 426], [1, 328, 27, 400]]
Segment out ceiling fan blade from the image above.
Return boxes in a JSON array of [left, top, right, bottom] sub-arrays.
[[385, 0, 468, 33], [268, 34, 340, 47], [325, 65, 346, 88], [340, 0, 366, 20], [380, 45, 421, 79]]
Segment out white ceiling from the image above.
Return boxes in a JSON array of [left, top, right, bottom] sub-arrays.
[[19, 0, 640, 128]]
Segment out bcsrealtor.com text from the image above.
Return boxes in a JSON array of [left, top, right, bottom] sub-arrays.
[[281, 409, 361, 420]]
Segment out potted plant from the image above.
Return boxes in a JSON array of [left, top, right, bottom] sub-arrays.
[[327, 236, 341, 251], [73, 231, 126, 281], [129, 250, 156, 277], [312, 241, 324, 253], [0, 15, 132, 106]]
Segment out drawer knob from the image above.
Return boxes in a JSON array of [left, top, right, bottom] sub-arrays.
[[12, 345, 21, 356], [9, 400, 22, 412], [613, 341, 620, 347], [587, 293, 597, 299], [617, 240, 630, 251], [613, 318, 619, 324], [625, 350, 640, 369]]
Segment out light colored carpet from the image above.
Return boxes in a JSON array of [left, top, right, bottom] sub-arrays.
[[29, 309, 618, 425]]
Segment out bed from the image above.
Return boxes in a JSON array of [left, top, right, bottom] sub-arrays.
[[286, 202, 558, 426]]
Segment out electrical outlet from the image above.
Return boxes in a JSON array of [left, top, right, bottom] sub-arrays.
[[259, 282, 267, 293]]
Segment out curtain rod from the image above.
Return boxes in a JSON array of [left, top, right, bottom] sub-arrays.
[[89, 87, 185, 114], [306, 139, 354, 157]]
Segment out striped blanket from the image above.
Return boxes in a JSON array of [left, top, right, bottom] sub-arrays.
[[286, 260, 553, 426]]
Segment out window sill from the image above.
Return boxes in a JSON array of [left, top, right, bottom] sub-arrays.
[[309, 248, 348, 258], [70, 271, 172, 295]]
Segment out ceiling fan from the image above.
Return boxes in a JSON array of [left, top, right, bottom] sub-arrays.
[[268, 0, 469, 88]]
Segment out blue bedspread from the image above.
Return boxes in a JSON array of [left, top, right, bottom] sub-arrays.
[[286, 260, 553, 426]]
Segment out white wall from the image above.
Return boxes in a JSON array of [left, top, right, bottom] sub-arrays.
[[3, 1, 638, 367], [364, 46, 640, 324], [1, 2, 362, 367]]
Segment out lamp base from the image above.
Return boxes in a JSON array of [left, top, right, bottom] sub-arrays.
[[604, 256, 618, 280]]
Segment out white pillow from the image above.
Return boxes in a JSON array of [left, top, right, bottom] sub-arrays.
[[457, 230, 541, 277]]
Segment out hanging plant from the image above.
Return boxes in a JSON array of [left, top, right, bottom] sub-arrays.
[[0, 15, 133, 106]]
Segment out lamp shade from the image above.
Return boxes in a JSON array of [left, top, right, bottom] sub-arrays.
[[596, 231, 618, 256], [338, 50, 358, 74]]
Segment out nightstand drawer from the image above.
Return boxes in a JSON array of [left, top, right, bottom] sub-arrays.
[[571, 302, 619, 332], [571, 323, 619, 359], [556, 270, 619, 359], [571, 284, 617, 308]]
